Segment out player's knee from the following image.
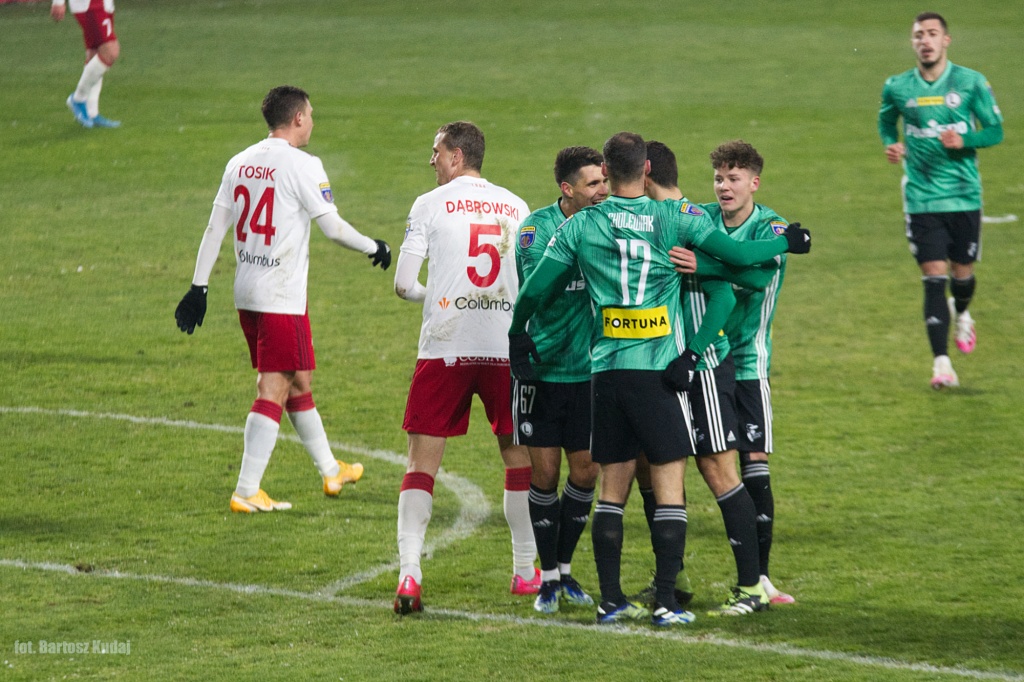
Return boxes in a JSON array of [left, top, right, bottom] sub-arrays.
[[99, 40, 120, 65]]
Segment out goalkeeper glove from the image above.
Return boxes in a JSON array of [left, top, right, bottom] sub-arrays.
[[783, 222, 811, 254], [175, 285, 208, 335], [369, 239, 392, 270], [662, 349, 700, 392], [508, 332, 541, 381]]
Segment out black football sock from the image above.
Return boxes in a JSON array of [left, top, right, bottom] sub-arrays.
[[591, 500, 626, 605], [950, 274, 976, 314], [923, 275, 950, 357], [740, 453, 774, 577], [716, 484, 761, 588], [528, 484, 560, 572], [651, 505, 687, 610], [557, 480, 594, 566]]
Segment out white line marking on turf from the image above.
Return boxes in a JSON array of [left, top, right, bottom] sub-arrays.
[[0, 405, 489, 595], [4, 407, 1022, 681], [2, 558, 1021, 682]]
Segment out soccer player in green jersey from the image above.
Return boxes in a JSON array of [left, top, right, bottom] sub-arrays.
[[646, 140, 790, 616], [514, 146, 607, 614], [509, 132, 810, 627], [878, 12, 1004, 389]]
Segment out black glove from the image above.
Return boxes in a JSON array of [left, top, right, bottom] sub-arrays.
[[369, 239, 392, 270], [175, 284, 208, 334], [783, 222, 811, 254], [508, 332, 541, 381], [662, 349, 700, 392]]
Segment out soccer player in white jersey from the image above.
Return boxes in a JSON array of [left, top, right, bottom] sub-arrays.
[[392, 121, 536, 614], [51, 0, 121, 128], [174, 85, 392, 513]]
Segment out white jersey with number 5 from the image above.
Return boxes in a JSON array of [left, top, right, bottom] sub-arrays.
[[213, 138, 337, 315], [402, 176, 528, 359]]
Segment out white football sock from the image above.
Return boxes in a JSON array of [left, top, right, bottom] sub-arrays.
[[504, 487, 537, 578], [74, 55, 108, 103], [287, 407, 340, 477], [234, 411, 280, 498], [397, 488, 432, 584], [86, 77, 103, 118]]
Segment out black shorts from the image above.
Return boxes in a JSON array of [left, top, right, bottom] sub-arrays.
[[590, 370, 695, 466], [905, 210, 981, 265], [511, 378, 591, 452], [734, 378, 773, 454], [689, 355, 740, 456]]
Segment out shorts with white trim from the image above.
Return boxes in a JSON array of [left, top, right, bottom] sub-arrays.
[[905, 210, 981, 265], [511, 378, 591, 452], [689, 354, 740, 456], [734, 378, 773, 454], [590, 370, 695, 466]]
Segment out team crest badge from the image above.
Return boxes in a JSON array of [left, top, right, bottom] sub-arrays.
[[519, 225, 537, 248], [680, 202, 704, 216], [945, 92, 962, 108], [770, 220, 788, 235], [319, 182, 333, 203]]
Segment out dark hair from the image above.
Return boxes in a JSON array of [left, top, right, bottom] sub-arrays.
[[602, 132, 647, 184], [709, 140, 764, 175], [262, 85, 309, 130], [554, 146, 604, 186], [437, 121, 485, 171], [914, 11, 947, 31], [645, 141, 678, 189]]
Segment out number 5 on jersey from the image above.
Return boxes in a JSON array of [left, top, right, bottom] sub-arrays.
[[467, 222, 502, 288], [234, 186, 277, 246]]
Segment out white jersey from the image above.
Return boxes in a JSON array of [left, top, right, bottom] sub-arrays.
[[213, 137, 337, 315], [55, 0, 114, 14], [402, 176, 528, 359]]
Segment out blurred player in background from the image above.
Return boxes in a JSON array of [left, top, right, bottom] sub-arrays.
[[513, 146, 606, 614], [878, 12, 1003, 389], [510, 132, 809, 627], [392, 121, 536, 614], [174, 85, 391, 513], [51, 0, 121, 128]]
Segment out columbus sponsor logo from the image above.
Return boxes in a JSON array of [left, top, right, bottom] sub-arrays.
[[238, 250, 281, 268], [437, 295, 513, 312]]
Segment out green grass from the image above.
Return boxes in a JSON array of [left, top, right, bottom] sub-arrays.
[[2, 0, 1023, 679]]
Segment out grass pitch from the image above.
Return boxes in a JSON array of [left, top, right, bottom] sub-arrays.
[[1, 1, 1022, 680]]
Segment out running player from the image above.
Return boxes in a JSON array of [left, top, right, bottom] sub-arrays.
[[514, 146, 607, 614], [510, 132, 810, 627], [174, 85, 392, 513], [51, 0, 121, 128], [393, 121, 536, 615], [878, 12, 1003, 389]]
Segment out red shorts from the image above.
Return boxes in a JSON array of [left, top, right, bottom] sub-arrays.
[[403, 357, 513, 438], [75, 0, 116, 50], [238, 309, 315, 373]]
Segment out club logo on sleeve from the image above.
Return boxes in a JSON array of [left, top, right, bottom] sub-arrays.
[[770, 220, 788, 235], [518, 225, 536, 248], [680, 202, 704, 216], [319, 182, 333, 203], [602, 306, 671, 339]]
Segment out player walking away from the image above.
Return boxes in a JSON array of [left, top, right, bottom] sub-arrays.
[[647, 140, 791, 616], [509, 132, 810, 627], [514, 146, 607, 614], [51, 0, 122, 128], [878, 12, 1003, 389], [174, 85, 391, 513], [392, 121, 537, 615]]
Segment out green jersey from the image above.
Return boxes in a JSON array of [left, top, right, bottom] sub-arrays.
[[878, 62, 1003, 214], [679, 198, 731, 372], [701, 202, 788, 381], [542, 196, 717, 372], [515, 200, 592, 382]]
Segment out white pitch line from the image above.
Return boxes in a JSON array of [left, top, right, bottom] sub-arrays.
[[2, 558, 1022, 682], [0, 405, 489, 595], [3, 406, 1023, 681]]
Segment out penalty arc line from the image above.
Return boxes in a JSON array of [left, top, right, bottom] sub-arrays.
[[2, 406, 1022, 681]]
